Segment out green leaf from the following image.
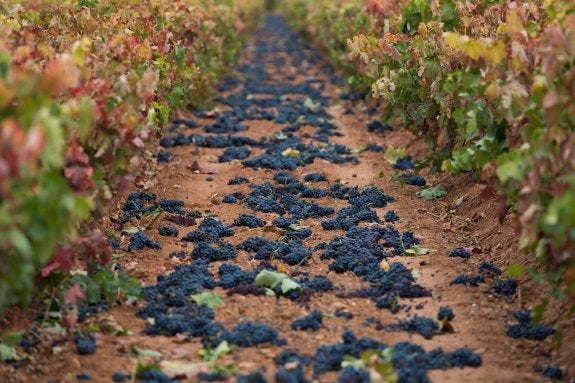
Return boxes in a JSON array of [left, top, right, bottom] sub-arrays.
[[168, 84, 185, 110], [0, 343, 22, 361], [280, 278, 302, 294], [505, 264, 524, 278], [416, 187, 447, 200], [131, 346, 162, 358], [212, 341, 231, 359], [78, 0, 98, 8], [122, 226, 141, 235], [255, 270, 301, 294], [1, 331, 24, 347], [254, 270, 286, 289], [190, 292, 224, 309], [134, 362, 162, 378], [7, 229, 32, 258], [496, 150, 526, 183], [342, 355, 366, 370], [385, 146, 407, 164], [404, 245, 429, 256], [143, 208, 161, 218], [531, 298, 549, 325], [303, 98, 320, 110], [199, 341, 232, 362]]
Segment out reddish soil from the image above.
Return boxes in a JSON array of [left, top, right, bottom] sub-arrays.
[[1, 15, 573, 383]]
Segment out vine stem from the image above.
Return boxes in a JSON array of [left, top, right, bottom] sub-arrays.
[[40, 276, 69, 329]]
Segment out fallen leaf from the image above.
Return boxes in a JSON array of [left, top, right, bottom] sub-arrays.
[[263, 224, 278, 233], [189, 161, 218, 174], [379, 260, 390, 271], [417, 187, 447, 200], [95, 314, 125, 334], [0, 344, 22, 361], [160, 361, 210, 379], [454, 195, 466, 207], [122, 226, 140, 235], [190, 292, 224, 309], [404, 245, 429, 256], [130, 345, 162, 358], [385, 146, 406, 164], [440, 320, 455, 333], [282, 148, 300, 157]]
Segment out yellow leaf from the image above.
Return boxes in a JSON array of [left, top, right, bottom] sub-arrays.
[[0, 80, 13, 109], [442, 32, 460, 50], [72, 37, 91, 66], [506, 9, 524, 36], [379, 260, 390, 271], [282, 148, 300, 157], [443, 32, 481, 61], [531, 75, 547, 92], [484, 82, 500, 101], [483, 40, 507, 66], [462, 39, 481, 61], [137, 39, 153, 61]]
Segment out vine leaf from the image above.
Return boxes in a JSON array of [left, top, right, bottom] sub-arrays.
[[41, 247, 75, 277]]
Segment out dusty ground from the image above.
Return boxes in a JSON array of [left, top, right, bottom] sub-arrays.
[[1, 15, 573, 383]]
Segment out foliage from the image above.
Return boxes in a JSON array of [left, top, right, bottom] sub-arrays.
[[279, 0, 575, 306], [342, 348, 398, 383], [417, 186, 447, 200], [0, 0, 264, 313], [277, 0, 378, 90], [403, 245, 429, 256], [190, 292, 224, 309], [254, 270, 302, 294], [384, 146, 407, 164]]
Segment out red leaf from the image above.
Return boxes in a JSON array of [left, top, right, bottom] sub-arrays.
[[132, 137, 145, 148], [64, 142, 95, 192], [470, 246, 482, 254], [542, 91, 558, 109], [62, 310, 78, 333], [64, 283, 86, 305], [77, 230, 112, 266], [22, 124, 45, 165], [42, 247, 75, 277], [189, 161, 218, 174], [479, 184, 495, 201], [65, 142, 90, 167], [64, 165, 96, 192], [496, 195, 508, 224], [134, 175, 145, 188]]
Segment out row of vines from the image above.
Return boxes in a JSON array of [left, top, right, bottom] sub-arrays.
[[0, 0, 264, 314], [279, 0, 575, 309]]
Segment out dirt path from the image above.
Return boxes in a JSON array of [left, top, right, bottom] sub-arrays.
[[2, 15, 565, 383]]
